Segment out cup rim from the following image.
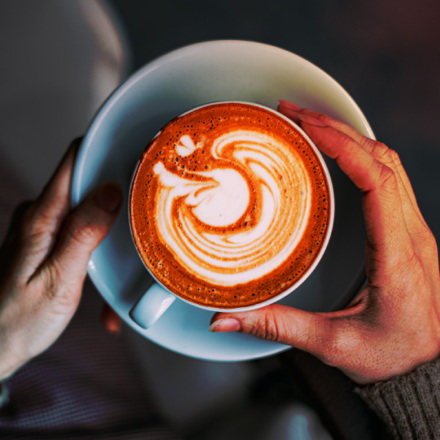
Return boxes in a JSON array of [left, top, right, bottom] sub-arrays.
[[128, 100, 335, 313]]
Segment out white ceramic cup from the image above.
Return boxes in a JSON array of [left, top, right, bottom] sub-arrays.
[[128, 101, 335, 329]]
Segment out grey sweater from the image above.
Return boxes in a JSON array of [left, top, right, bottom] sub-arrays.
[[357, 358, 440, 440]]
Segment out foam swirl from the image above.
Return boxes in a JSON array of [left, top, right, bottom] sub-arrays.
[[153, 129, 312, 286]]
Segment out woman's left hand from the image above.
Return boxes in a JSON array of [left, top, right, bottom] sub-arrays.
[[0, 140, 122, 380]]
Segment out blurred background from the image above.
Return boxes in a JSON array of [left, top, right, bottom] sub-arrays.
[[0, 0, 439, 439]]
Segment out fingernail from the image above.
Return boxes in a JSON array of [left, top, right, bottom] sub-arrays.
[[209, 318, 241, 333], [107, 320, 121, 334], [94, 183, 122, 213], [278, 100, 302, 112], [298, 114, 326, 127]]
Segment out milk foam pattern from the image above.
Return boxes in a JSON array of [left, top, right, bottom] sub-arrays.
[[130, 103, 330, 308], [153, 129, 312, 286]]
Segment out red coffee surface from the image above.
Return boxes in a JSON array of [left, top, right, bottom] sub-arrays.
[[130, 103, 331, 309]]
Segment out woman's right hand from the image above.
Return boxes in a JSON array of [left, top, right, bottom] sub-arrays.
[[210, 100, 440, 385]]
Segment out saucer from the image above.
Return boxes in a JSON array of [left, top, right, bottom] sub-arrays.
[[71, 40, 373, 362]]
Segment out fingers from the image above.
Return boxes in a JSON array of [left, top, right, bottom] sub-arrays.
[[279, 100, 386, 192], [210, 304, 329, 347], [210, 304, 360, 364], [278, 101, 427, 236], [33, 138, 81, 231], [388, 151, 429, 231], [279, 99, 373, 147], [40, 182, 122, 287], [308, 120, 409, 254], [101, 303, 122, 333], [18, 140, 81, 275], [278, 101, 413, 256]]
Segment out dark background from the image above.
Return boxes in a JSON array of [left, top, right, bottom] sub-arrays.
[[0, 1, 439, 438], [110, 0, 440, 242], [105, 4, 440, 435]]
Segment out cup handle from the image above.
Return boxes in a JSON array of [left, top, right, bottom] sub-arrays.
[[129, 283, 176, 329]]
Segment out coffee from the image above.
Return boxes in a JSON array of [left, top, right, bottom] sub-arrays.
[[130, 102, 331, 309]]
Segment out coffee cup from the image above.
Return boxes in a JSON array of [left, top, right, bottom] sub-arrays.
[[129, 101, 334, 329]]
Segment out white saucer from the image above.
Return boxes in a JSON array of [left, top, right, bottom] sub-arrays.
[[71, 40, 373, 362]]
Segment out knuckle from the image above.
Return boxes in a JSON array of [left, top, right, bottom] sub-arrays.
[[63, 213, 97, 249], [370, 141, 389, 159], [248, 310, 282, 342], [304, 316, 326, 347], [281, 314, 335, 357], [42, 263, 79, 308], [318, 324, 359, 366], [320, 335, 346, 365], [366, 141, 399, 166], [387, 148, 400, 163], [316, 113, 332, 126], [339, 132, 354, 150], [384, 148, 402, 171], [306, 318, 340, 360], [43, 264, 61, 301], [302, 109, 329, 124], [18, 202, 39, 238], [421, 228, 439, 255], [18, 200, 57, 241], [427, 229, 438, 247], [369, 142, 402, 170], [375, 162, 398, 192], [372, 143, 400, 169]]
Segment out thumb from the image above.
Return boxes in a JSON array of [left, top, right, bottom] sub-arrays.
[[210, 304, 336, 354], [44, 182, 122, 284]]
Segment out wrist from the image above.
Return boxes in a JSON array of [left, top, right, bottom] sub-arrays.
[[0, 365, 18, 382], [0, 344, 25, 381], [347, 335, 440, 385]]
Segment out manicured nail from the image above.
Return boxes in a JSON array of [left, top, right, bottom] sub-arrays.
[[94, 183, 122, 213], [209, 318, 241, 332], [298, 114, 326, 127], [106, 320, 121, 334], [278, 100, 302, 112]]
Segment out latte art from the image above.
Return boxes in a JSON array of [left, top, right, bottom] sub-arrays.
[[153, 130, 312, 286], [130, 103, 331, 308]]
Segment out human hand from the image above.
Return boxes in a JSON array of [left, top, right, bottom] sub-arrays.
[[0, 140, 122, 380], [210, 100, 440, 384]]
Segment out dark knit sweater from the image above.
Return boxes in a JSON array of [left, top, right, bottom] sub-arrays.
[[357, 358, 440, 440]]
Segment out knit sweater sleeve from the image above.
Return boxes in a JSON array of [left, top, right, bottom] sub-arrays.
[[356, 358, 440, 440]]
